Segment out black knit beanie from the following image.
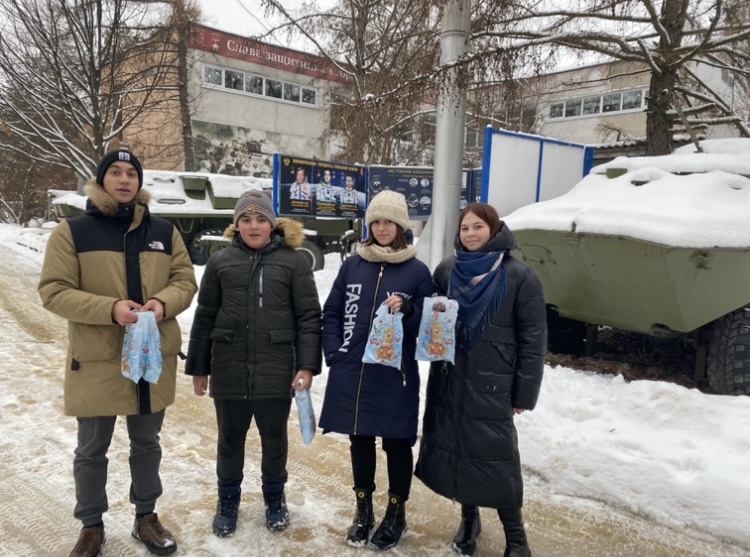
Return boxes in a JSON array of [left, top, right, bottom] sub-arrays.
[[96, 150, 144, 190]]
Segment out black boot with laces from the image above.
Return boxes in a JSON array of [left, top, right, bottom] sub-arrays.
[[369, 493, 407, 551], [346, 487, 375, 547], [212, 485, 241, 537]]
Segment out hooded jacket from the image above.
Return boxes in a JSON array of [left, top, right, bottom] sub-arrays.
[[318, 243, 434, 444], [415, 224, 546, 509], [38, 179, 198, 417], [185, 218, 322, 399]]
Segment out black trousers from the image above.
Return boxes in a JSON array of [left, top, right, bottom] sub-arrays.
[[214, 398, 291, 492], [349, 434, 413, 499]]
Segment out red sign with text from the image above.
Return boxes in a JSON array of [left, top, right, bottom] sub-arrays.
[[190, 24, 350, 84]]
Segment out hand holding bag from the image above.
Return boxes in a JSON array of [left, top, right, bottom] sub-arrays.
[[415, 296, 458, 364], [121, 311, 163, 383], [362, 303, 404, 369]]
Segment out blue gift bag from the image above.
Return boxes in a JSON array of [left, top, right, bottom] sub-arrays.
[[415, 296, 458, 364], [362, 303, 404, 369], [295, 389, 316, 446]]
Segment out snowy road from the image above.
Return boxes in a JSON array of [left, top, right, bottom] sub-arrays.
[[0, 243, 747, 557]]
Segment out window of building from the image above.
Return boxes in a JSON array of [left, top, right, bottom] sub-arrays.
[[284, 83, 301, 102], [622, 90, 643, 110], [602, 93, 622, 113], [201, 64, 317, 108], [583, 96, 601, 115], [225, 70, 244, 91], [466, 128, 481, 148], [548, 88, 647, 120], [204, 67, 222, 86], [265, 79, 282, 99], [245, 76, 263, 95], [302, 88, 316, 105], [565, 99, 582, 117]]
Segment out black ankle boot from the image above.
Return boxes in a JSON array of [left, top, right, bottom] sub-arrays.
[[452, 504, 481, 556], [212, 485, 241, 537], [498, 508, 531, 557], [346, 487, 375, 547], [369, 493, 407, 551]]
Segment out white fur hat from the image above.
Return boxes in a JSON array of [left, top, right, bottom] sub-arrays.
[[365, 189, 409, 231]]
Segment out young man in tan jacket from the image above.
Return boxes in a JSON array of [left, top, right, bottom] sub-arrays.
[[39, 150, 197, 556]]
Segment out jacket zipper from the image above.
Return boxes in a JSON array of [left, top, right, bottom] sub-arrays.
[[248, 251, 260, 399], [124, 212, 140, 409], [353, 262, 385, 434]]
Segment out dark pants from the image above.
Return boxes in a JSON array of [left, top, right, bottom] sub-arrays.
[[73, 410, 165, 527], [214, 398, 292, 492], [349, 435, 413, 499]]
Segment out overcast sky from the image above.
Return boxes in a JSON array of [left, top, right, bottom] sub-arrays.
[[195, 0, 321, 49]]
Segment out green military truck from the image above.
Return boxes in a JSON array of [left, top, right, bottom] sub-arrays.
[[49, 170, 361, 270], [504, 139, 750, 396]]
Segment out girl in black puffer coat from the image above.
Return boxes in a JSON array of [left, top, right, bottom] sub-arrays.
[[320, 190, 433, 551], [415, 203, 546, 557]]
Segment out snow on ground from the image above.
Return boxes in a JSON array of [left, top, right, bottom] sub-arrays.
[[1, 222, 748, 554]]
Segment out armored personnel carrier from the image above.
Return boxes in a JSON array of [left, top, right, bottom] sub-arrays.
[[504, 139, 750, 396], [50, 170, 360, 270]]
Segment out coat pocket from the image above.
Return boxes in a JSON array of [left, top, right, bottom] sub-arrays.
[[269, 329, 295, 344], [209, 328, 234, 343]]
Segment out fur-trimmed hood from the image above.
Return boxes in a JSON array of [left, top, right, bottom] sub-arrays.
[[223, 217, 306, 249], [83, 177, 151, 217]]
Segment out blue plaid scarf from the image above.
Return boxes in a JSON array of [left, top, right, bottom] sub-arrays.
[[449, 250, 508, 350]]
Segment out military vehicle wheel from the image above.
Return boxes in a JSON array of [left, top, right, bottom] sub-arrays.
[[296, 240, 325, 271], [189, 228, 225, 266], [706, 307, 750, 395], [546, 306, 586, 354]]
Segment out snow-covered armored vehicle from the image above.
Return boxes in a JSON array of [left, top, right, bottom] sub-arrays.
[[49, 170, 360, 270], [504, 139, 750, 396]]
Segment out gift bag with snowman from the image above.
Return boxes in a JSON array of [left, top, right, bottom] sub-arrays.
[[362, 303, 404, 369], [415, 296, 458, 364]]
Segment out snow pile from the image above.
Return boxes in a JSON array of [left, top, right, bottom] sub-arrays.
[[50, 170, 271, 217], [505, 139, 750, 248]]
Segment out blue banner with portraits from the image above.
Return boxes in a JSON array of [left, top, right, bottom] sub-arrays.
[[274, 154, 366, 218]]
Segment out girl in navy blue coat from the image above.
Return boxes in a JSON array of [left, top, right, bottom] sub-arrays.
[[319, 190, 433, 550]]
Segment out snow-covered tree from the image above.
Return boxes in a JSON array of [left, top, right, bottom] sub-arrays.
[[0, 0, 196, 179], [471, 0, 750, 154], [260, 0, 750, 157], [259, 0, 444, 165]]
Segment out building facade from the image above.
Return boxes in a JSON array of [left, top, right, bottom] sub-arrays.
[[128, 23, 347, 175], [523, 59, 746, 160]]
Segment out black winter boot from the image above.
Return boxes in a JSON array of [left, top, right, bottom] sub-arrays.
[[369, 493, 407, 551], [213, 485, 241, 537], [452, 504, 482, 556], [263, 489, 290, 532], [498, 508, 531, 557], [346, 487, 375, 547]]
